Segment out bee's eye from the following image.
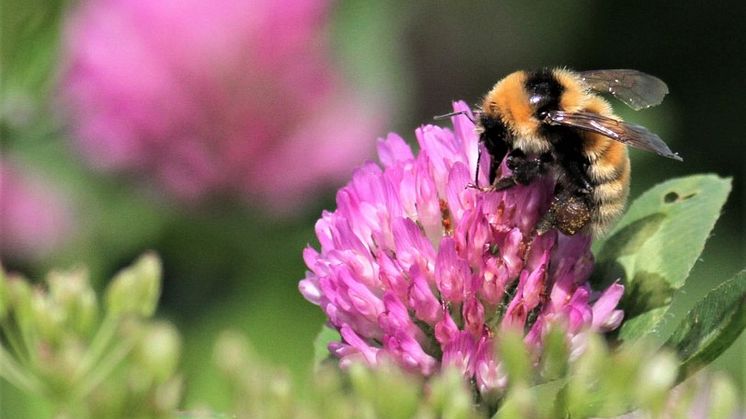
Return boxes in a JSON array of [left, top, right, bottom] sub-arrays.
[[525, 70, 563, 115]]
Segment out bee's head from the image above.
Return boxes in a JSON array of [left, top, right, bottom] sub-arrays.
[[481, 70, 565, 154]]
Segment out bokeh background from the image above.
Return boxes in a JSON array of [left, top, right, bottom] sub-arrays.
[[2, 0, 744, 414]]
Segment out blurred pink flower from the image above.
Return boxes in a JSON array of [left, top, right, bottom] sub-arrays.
[[299, 101, 624, 394], [0, 159, 74, 260], [61, 0, 384, 208]]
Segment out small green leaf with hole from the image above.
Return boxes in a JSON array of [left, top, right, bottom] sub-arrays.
[[665, 270, 746, 381], [591, 175, 731, 342]]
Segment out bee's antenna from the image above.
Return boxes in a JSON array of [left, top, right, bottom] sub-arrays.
[[433, 110, 477, 124]]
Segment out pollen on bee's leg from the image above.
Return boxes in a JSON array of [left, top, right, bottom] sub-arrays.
[[538, 194, 592, 236]]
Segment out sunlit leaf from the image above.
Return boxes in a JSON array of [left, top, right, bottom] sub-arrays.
[[592, 175, 731, 342]]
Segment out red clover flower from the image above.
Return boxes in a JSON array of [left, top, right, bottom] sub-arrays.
[[299, 101, 624, 394], [60, 0, 384, 209]]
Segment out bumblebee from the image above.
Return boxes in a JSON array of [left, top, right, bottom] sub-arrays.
[[474, 68, 681, 237]]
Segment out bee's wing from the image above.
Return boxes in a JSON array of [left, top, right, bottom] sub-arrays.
[[579, 69, 669, 111], [544, 110, 683, 161]]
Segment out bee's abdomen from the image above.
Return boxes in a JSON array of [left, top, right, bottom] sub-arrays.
[[585, 137, 630, 236]]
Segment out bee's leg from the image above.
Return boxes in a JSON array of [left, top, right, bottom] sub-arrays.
[[486, 141, 508, 186], [508, 149, 553, 184], [488, 149, 553, 191], [471, 132, 508, 189], [491, 176, 518, 190], [537, 189, 592, 236], [466, 174, 516, 192], [534, 145, 595, 235], [538, 167, 594, 236], [468, 147, 503, 191]]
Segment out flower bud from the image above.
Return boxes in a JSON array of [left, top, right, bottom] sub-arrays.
[[539, 324, 570, 380], [566, 333, 608, 416], [135, 322, 181, 384], [349, 361, 420, 419], [30, 288, 65, 343], [105, 253, 161, 318], [153, 376, 183, 414], [499, 330, 530, 386], [427, 366, 477, 419], [633, 350, 678, 410], [47, 267, 98, 336], [707, 373, 739, 419], [213, 330, 254, 377], [6, 273, 33, 326], [493, 382, 535, 419]]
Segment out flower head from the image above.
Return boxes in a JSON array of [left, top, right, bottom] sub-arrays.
[[299, 101, 624, 394], [61, 0, 385, 209]]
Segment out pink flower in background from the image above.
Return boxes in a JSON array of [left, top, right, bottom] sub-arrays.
[[0, 160, 74, 260], [61, 0, 384, 208], [299, 101, 624, 394]]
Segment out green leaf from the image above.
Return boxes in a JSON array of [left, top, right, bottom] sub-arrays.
[[592, 175, 731, 342], [313, 325, 340, 367], [664, 270, 746, 381]]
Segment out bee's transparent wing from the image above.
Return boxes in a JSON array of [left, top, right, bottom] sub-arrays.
[[579, 69, 669, 110], [544, 110, 682, 161]]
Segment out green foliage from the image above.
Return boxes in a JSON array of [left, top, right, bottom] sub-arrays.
[[494, 333, 740, 419], [0, 254, 182, 418], [207, 330, 482, 419], [665, 270, 746, 381], [498, 330, 531, 388], [1, 0, 67, 132], [592, 175, 732, 342], [313, 325, 341, 366], [3, 248, 745, 418], [564, 337, 677, 417]]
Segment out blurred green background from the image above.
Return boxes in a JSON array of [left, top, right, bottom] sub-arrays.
[[2, 0, 744, 414]]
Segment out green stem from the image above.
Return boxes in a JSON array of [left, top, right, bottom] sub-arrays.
[[73, 313, 118, 382], [1, 320, 30, 367], [15, 308, 41, 368], [72, 334, 137, 401], [0, 345, 46, 395]]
